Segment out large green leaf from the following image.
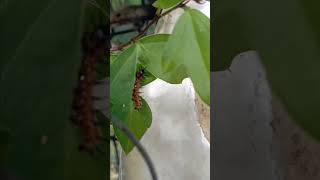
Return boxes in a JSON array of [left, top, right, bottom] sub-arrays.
[[110, 45, 152, 154], [160, 9, 210, 105], [0, 0, 107, 179], [110, 34, 172, 153], [138, 34, 170, 77], [137, 11, 210, 105], [214, 0, 320, 140]]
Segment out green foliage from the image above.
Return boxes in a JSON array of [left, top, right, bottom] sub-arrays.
[[141, 70, 156, 86], [110, 34, 167, 153], [153, 0, 183, 9], [111, 8, 210, 153], [161, 9, 210, 105], [110, 43, 153, 154], [142, 10, 210, 105], [0, 0, 107, 179], [110, 53, 119, 65], [214, 0, 320, 140]]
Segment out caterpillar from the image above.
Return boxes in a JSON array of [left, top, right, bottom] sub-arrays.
[[132, 69, 145, 110], [70, 30, 107, 154]]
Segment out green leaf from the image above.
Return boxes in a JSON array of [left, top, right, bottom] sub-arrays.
[[135, 34, 170, 86], [111, 29, 210, 152], [153, 0, 183, 9], [110, 22, 210, 150], [138, 34, 170, 76], [141, 70, 156, 86], [0, 0, 107, 179], [214, 0, 320, 140], [110, 53, 119, 65], [110, 34, 171, 154], [110, 45, 152, 154], [160, 9, 210, 105], [135, 17, 210, 105]]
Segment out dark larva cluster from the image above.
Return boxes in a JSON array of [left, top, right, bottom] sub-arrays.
[[70, 31, 107, 154], [132, 69, 145, 110]]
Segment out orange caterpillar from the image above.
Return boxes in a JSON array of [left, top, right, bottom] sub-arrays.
[[71, 31, 106, 154], [132, 69, 145, 109]]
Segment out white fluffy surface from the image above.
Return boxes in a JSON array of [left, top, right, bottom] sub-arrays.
[[120, 79, 210, 180]]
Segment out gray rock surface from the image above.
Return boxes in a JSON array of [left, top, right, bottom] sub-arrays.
[[212, 51, 280, 180]]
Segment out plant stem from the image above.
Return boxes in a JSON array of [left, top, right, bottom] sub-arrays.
[[111, 115, 158, 180]]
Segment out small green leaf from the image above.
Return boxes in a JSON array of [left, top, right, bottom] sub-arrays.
[[153, 0, 183, 9]]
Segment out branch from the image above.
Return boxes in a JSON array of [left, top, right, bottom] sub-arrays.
[[111, 115, 158, 180], [111, 0, 191, 52], [110, 134, 120, 171]]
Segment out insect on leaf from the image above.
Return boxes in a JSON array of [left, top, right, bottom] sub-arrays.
[[110, 45, 152, 154]]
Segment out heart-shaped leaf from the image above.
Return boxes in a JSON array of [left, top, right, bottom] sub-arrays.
[[160, 9, 210, 105], [110, 34, 173, 153], [110, 45, 152, 154]]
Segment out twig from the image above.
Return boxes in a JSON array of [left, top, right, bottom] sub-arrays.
[[111, 115, 158, 180], [111, 28, 138, 37], [111, 0, 191, 52], [110, 134, 120, 172]]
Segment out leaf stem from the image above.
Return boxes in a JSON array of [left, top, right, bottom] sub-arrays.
[[111, 115, 158, 180]]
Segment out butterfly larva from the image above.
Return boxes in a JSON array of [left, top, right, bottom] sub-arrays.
[[132, 69, 145, 110], [70, 30, 107, 154]]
